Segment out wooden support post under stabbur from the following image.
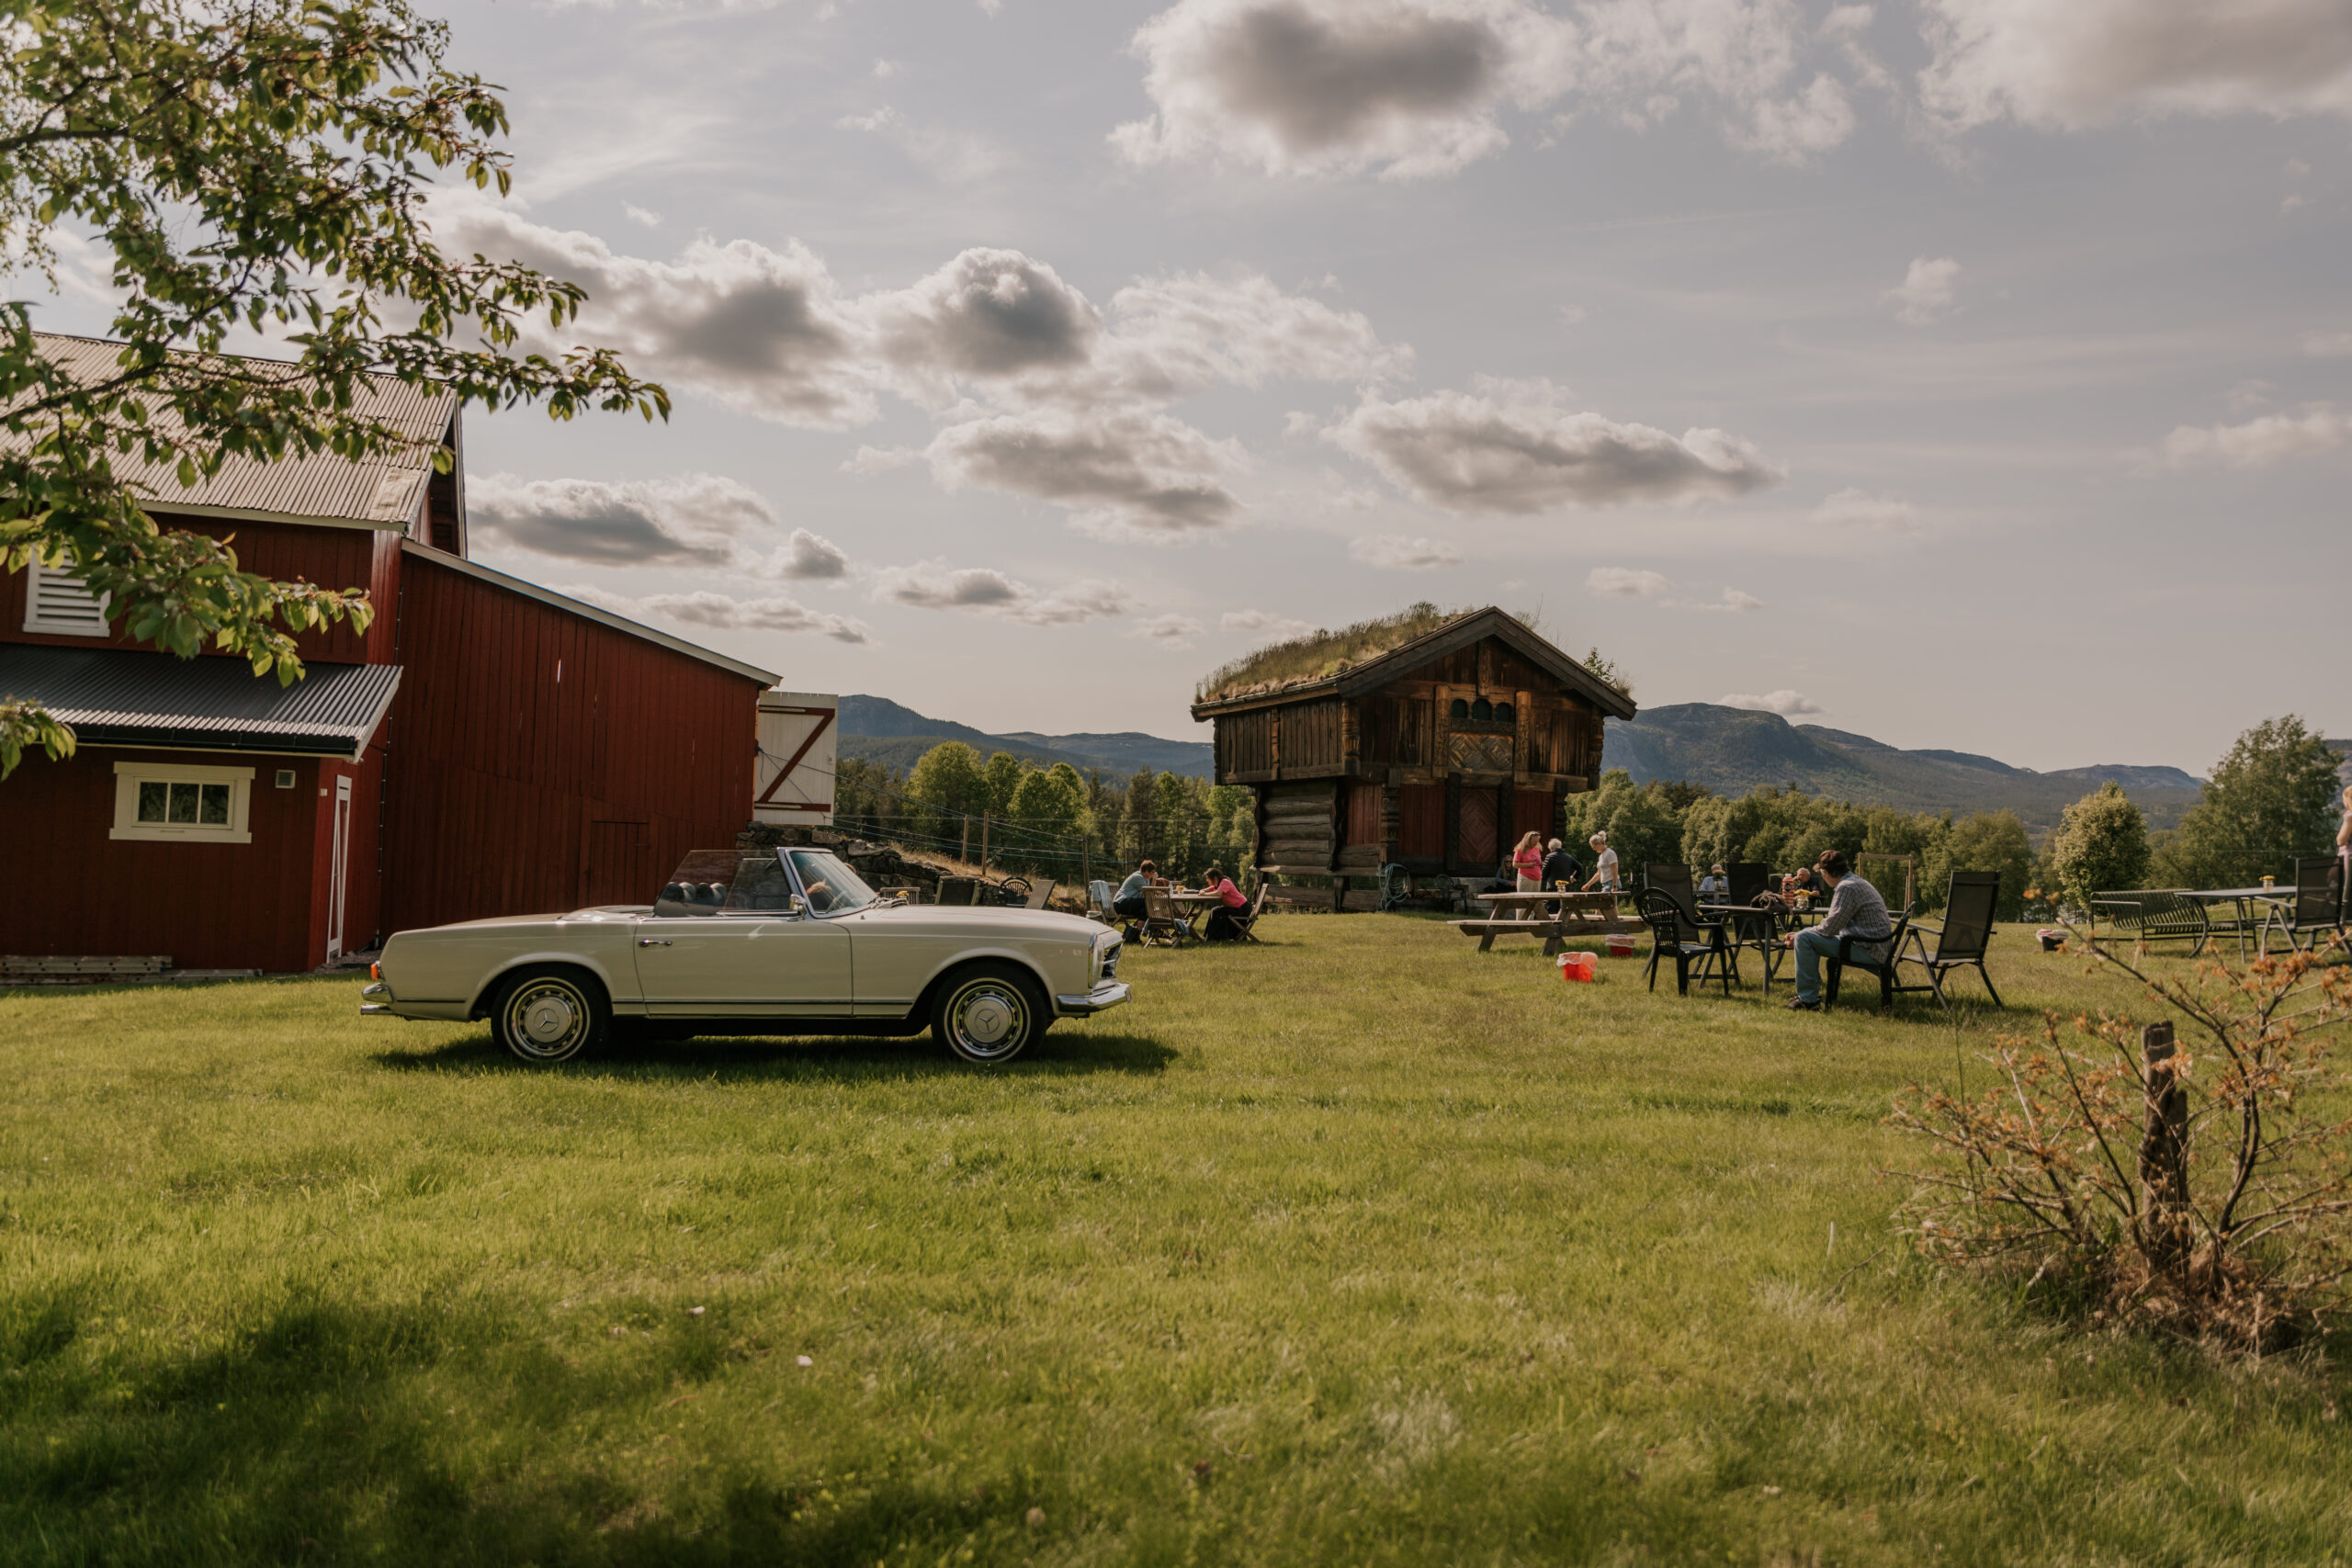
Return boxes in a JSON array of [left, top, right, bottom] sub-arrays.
[[2138, 1021, 2190, 1263]]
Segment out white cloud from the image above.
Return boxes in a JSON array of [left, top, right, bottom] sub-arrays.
[[758, 527, 851, 581], [1719, 688, 1823, 716], [836, 107, 1010, 181], [564, 584, 871, 645], [1113, 0, 1861, 180], [434, 202, 1396, 541], [1918, 0, 2352, 130], [1811, 487, 1922, 533], [1349, 533, 1464, 570], [1587, 566, 1669, 598], [468, 472, 777, 566], [1222, 609, 1315, 640], [923, 409, 1246, 536], [2304, 330, 2352, 358], [1702, 587, 1764, 612], [868, 559, 1136, 626], [1135, 613, 1209, 649], [2161, 405, 2352, 468], [1889, 256, 1960, 324], [621, 202, 663, 229], [1327, 380, 1782, 513]]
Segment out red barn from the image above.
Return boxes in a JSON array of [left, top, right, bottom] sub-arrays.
[[0, 334, 778, 976]]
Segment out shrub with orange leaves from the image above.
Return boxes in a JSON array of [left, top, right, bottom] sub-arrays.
[[1886, 924, 2352, 1350]]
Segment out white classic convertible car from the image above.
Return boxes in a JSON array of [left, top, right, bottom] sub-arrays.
[[361, 846, 1127, 1066]]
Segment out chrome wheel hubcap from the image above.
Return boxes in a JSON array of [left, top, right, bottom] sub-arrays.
[[952, 985, 1023, 1056], [509, 982, 586, 1056]]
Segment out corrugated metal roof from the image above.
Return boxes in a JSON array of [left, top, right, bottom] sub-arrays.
[[26, 333, 454, 529], [0, 646, 402, 759]]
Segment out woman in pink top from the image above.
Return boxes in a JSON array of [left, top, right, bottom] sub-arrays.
[[1512, 831, 1544, 892], [1201, 865, 1250, 942]]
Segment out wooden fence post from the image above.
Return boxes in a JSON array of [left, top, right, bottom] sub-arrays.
[[2138, 1021, 2189, 1264]]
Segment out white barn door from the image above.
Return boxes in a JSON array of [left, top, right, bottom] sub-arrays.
[[753, 691, 838, 827]]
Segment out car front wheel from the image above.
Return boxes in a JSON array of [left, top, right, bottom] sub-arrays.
[[931, 964, 1046, 1066], [491, 967, 609, 1065]]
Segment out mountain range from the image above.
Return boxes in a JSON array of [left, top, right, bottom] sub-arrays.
[[836, 694, 2232, 834], [835, 695, 1216, 779], [1604, 704, 2206, 832]]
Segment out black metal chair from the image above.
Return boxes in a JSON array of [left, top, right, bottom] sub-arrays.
[[1822, 907, 1917, 1011], [1891, 871, 2004, 1011], [1646, 864, 1740, 985], [1639, 889, 1735, 997], [1724, 863, 1770, 906], [2260, 858, 2346, 953]]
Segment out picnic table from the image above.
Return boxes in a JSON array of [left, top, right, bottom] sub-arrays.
[[1453, 890, 1643, 955], [2180, 886, 2291, 960]]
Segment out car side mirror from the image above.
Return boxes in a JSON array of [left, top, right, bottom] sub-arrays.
[[788, 894, 807, 916]]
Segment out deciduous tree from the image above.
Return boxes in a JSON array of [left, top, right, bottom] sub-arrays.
[[0, 0, 663, 774]]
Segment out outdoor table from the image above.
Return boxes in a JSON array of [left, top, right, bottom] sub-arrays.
[[1701, 902, 1786, 989], [1167, 889, 1225, 940], [2181, 886, 2291, 961]]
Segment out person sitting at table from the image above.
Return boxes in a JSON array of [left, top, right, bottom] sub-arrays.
[[1580, 832, 1620, 894], [1199, 864, 1250, 942], [1781, 850, 1893, 1011], [1698, 863, 1727, 898], [1112, 859, 1157, 942]]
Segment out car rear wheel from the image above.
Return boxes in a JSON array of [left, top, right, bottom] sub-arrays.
[[492, 967, 609, 1065], [931, 963, 1046, 1066]]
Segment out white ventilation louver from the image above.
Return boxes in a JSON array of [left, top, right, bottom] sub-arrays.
[[23, 558, 110, 637]]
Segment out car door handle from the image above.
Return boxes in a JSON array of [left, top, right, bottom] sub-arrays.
[[638, 938, 672, 947]]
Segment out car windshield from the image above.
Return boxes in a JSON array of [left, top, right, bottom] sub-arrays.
[[650, 849, 880, 918], [782, 849, 879, 915]]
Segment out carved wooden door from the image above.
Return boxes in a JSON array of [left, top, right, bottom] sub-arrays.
[[1457, 786, 1498, 869]]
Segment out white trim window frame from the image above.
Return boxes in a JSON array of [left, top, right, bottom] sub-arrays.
[[110, 761, 254, 844], [23, 557, 112, 637]]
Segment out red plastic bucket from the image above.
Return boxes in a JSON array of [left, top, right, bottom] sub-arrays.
[[1605, 933, 1637, 959], [1557, 952, 1597, 983]]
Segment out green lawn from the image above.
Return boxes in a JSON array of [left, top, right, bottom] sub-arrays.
[[4, 918, 2347, 1566]]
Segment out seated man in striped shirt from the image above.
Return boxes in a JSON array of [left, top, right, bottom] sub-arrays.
[[1781, 850, 1894, 1011]]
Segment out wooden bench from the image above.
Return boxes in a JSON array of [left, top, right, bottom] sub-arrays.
[[1451, 893, 1645, 955]]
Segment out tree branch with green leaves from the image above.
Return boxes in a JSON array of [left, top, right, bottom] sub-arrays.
[[0, 0, 668, 773]]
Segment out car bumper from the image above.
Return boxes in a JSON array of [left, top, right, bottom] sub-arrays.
[[359, 982, 469, 1022], [1054, 979, 1131, 1018]]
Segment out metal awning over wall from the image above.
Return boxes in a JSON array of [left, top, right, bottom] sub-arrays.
[[0, 647, 401, 759]]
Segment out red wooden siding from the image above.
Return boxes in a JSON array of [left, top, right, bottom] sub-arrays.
[[0, 747, 338, 973], [1458, 785, 1499, 866], [1397, 784, 1443, 857], [1, 515, 397, 665], [1514, 788, 1555, 843], [379, 552, 764, 932], [1343, 780, 1384, 846]]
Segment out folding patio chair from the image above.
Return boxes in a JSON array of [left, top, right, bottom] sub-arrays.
[[1022, 879, 1057, 910], [1226, 880, 1272, 942], [1823, 907, 1917, 1012], [1085, 879, 1116, 924], [1140, 885, 1193, 948], [2260, 858, 2346, 953], [1890, 870, 2004, 1012]]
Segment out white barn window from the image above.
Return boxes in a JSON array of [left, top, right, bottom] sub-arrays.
[[110, 762, 254, 844], [23, 558, 110, 637]]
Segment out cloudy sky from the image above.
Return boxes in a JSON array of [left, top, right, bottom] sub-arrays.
[[42, 0, 2352, 771]]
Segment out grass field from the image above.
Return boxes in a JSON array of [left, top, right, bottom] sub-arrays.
[[5, 916, 2348, 1566]]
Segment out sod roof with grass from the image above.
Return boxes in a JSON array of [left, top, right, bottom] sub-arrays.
[[1191, 603, 1635, 720]]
